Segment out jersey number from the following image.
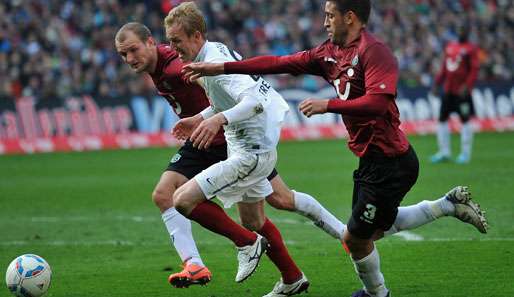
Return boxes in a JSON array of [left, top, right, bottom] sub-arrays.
[[228, 49, 261, 82], [333, 79, 351, 100], [363, 204, 377, 221], [164, 94, 182, 115]]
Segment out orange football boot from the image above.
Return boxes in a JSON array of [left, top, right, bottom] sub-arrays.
[[168, 262, 212, 288]]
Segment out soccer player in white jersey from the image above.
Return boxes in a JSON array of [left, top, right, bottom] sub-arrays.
[[164, 2, 309, 296]]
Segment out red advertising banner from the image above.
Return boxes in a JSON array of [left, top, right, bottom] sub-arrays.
[[1, 83, 513, 155], [1, 117, 514, 155]]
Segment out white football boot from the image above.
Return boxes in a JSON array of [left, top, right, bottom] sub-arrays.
[[445, 186, 488, 233], [235, 234, 268, 282], [263, 273, 310, 297]]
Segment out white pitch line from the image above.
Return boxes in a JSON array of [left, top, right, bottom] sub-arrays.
[[9, 216, 314, 224], [392, 231, 424, 241], [4, 216, 513, 243], [1, 237, 514, 247], [26, 216, 161, 223]]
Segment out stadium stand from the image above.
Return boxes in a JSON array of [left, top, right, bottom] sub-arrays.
[[0, 0, 513, 101]]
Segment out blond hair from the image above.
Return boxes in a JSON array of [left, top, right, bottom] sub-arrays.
[[164, 2, 206, 38]]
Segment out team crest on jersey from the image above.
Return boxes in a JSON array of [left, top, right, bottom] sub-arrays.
[[351, 55, 359, 66], [171, 153, 181, 163], [254, 103, 264, 114]]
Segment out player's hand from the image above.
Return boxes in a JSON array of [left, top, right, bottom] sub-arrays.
[[172, 114, 203, 140], [190, 113, 226, 150], [299, 99, 329, 117], [182, 62, 224, 82]]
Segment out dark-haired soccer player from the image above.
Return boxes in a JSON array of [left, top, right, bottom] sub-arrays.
[[115, 21, 343, 291], [183, 1, 488, 296], [430, 27, 480, 164]]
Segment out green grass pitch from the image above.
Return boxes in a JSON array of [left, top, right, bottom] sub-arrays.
[[1, 132, 513, 297]]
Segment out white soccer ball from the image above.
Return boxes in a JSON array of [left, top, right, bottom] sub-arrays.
[[5, 254, 52, 297]]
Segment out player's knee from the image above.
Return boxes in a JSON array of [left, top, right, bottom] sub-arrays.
[[172, 187, 194, 216], [266, 190, 294, 211], [152, 188, 174, 211], [342, 232, 370, 253]]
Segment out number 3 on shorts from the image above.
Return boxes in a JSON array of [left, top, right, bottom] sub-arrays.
[[363, 203, 377, 221]]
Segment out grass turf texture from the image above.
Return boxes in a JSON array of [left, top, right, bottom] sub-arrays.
[[1, 132, 513, 297]]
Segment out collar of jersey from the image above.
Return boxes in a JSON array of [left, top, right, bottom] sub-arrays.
[[193, 40, 210, 63]]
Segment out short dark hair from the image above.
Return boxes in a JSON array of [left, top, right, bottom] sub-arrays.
[[115, 22, 152, 43], [328, 0, 371, 24]]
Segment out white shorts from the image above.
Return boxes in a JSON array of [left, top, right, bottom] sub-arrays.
[[194, 149, 277, 208]]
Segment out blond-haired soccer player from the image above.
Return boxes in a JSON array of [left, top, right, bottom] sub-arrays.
[[164, 2, 309, 296]]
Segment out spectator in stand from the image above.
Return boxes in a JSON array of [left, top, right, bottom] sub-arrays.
[[0, 0, 512, 102]]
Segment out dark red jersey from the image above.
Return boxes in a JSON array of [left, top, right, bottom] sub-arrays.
[[151, 44, 225, 146], [435, 41, 480, 94], [225, 30, 409, 157]]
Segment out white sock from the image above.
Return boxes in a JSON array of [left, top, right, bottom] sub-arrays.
[[162, 207, 204, 266], [352, 246, 388, 297], [293, 190, 345, 239], [437, 121, 451, 156], [460, 122, 473, 158], [384, 197, 455, 236]]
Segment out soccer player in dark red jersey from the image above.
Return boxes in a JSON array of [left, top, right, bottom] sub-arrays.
[[430, 27, 480, 164], [183, 1, 488, 296], [115, 22, 344, 290]]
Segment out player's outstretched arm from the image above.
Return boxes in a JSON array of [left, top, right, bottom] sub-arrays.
[[299, 94, 391, 117], [299, 98, 329, 117], [183, 54, 311, 82], [182, 62, 225, 82]]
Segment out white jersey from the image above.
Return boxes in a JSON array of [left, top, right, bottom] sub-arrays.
[[194, 41, 289, 153]]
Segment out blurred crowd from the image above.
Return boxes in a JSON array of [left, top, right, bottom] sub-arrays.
[[1, 0, 513, 101]]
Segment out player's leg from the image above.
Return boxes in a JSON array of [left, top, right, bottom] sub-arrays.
[[456, 94, 475, 164], [173, 156, 268, 283], [153, 171, 201, 264], [238, 200, 303, 283], [381, 185, 488, 238], [431, 93, 452, 163], [159, 142, 228, 287], [265, 173, 345, 239], [344, 191, 390, 297], [380, 146, 487, 238], [153, 171, 212, 287], [345, 147, 419, 297], [173, 178, 259, 247], [238, 199, 309, 296]]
